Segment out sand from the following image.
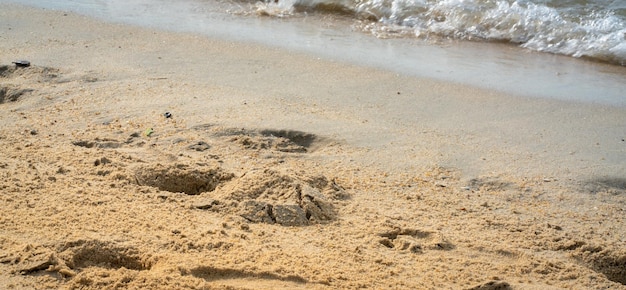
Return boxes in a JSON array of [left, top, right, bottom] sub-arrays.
[[1, 3, 625, 289]]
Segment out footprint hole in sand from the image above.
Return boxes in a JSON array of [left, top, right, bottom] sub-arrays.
[[584, 177, 626, 195], [214, 127, 328, 153], [0, 85, 34, 104], [0, 65, 61, 81], [59, 240, 152, 271], [182, 266, 309, 284], [259, 129, 320, 150], [467, 177, 517, 192], [72, 139, 123, 149], [133, 164, 234, 195], [576, 247, 626, 285], [378, 228, 432, 240]]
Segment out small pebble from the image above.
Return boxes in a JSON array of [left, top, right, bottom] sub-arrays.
[[164, 112, 172, 118], [12, 60, 30, 67]]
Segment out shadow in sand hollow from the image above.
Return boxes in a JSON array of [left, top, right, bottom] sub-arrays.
[[584, 177, 626, 194], [182, 266, 314, 284]]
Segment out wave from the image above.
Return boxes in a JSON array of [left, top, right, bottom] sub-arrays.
[[252, 0, 626, 65]]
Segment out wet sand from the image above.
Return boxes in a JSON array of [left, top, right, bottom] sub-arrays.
[[1, 3, 625, 289]]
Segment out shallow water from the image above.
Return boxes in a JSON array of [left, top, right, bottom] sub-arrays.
[[3, 0, 626, 106], [261, 0, 626, 64]]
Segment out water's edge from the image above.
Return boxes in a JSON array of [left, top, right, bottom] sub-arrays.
[[3, 0, 626, 106]]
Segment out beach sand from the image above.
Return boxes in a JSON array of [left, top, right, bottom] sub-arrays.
[[1, 3, 625, 289]]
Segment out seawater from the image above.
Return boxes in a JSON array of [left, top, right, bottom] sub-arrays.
[[3, 0, 626, 105], [254, 0, 626, 66]]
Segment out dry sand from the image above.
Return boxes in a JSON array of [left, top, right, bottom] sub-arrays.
[[1, 3, 625, 289]]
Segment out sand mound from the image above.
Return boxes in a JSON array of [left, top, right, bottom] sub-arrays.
[[197, 169, 343, 226]]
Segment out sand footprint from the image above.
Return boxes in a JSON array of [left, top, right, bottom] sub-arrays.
[[377, 227, 455, 253]]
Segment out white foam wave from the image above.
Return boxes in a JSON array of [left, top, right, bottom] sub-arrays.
[[253, 0, 626, 65]]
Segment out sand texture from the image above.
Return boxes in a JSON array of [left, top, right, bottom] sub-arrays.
[[1, 4, 625, 289]]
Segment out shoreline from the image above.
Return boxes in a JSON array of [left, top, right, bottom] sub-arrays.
[[4, 0, 626, 106], [1, 3, 625, 289]]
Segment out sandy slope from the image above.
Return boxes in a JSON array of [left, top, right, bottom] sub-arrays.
[[1, 4, 625, 289]]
